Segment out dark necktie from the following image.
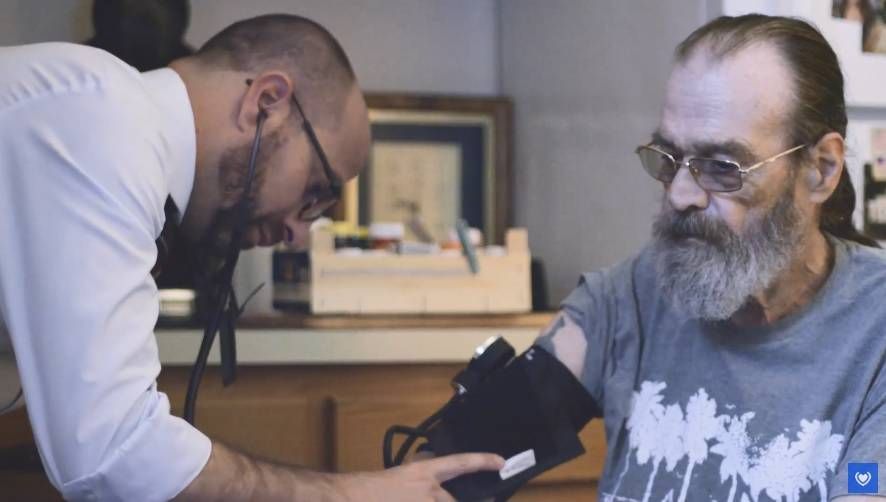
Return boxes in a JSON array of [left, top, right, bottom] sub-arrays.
[[151, 197, 181, 280]]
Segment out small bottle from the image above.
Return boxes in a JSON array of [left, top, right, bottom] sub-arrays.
[[369, 222, 405, 253], [355, 226, 371, 250], [272, 244, 311, 313], [332, 222, 356, 249]]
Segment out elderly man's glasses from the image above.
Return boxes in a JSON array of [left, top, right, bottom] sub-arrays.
[[635, 143, 806, 192]]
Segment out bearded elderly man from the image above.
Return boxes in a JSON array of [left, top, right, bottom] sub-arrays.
[[535, 15, 886, 502]]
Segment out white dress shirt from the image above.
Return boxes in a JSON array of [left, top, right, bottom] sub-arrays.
[[0, 43, 210, 501]]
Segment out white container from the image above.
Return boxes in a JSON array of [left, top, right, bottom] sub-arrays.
[[232, 247, 274, 314], [369, 222, 405, 252]]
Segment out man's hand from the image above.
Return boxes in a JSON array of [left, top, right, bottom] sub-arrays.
[[337, 453, 505, 502], [175, 441, 503, 501]]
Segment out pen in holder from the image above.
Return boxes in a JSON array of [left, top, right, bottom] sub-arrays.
[[456, 219, 480, 275]]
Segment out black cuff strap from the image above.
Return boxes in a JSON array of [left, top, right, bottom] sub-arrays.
[[524, 345, 600, 431], [425, 344, 600, 501]]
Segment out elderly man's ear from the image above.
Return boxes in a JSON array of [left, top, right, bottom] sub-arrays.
[[803, 132, 845, 204]]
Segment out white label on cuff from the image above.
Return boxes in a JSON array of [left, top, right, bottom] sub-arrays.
[[499, 449, 536, 480]]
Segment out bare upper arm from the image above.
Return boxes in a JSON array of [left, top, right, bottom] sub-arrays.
[[538, 310, 588, 379]]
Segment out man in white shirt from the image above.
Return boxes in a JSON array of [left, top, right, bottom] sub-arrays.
[[0, 14, 502, 501]]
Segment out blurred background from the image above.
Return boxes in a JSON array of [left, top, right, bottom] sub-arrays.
[[3, 0, 886, 306], [0, 0, 712, 307]]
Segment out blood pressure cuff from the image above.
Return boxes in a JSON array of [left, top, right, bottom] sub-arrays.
[[426, 345, 600, 501]]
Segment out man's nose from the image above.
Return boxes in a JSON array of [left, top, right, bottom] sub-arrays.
[[667, 164, 709, 212]]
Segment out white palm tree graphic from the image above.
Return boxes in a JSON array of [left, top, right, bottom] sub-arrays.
[[640, 403, 685, 502], [637, 404, 684, 502], [608, 381, 846, 502], [793, 419, 844, 500], [746, 434, 811, 502], [677, 389, 723, 502], [710, 411, 755, 502], [609, 381, 668, 502]]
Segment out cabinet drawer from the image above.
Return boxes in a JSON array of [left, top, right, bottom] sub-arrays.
[[177, 397, 328, 470], [332, 395, 450, 472]]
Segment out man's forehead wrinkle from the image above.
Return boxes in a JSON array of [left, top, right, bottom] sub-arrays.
[[693, 139, 755, 157], [660, 96, 734, 150], [660, 112, 787, 158], [660, 53, 793, 158], [654, 119, 750, 153], [651, 133, 756, 166]]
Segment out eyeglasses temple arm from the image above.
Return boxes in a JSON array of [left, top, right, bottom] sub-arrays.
[[741, 144, 806, 174], [291, 94, 341, 190]]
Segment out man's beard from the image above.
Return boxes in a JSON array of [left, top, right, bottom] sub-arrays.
[[195, 129, 283, 279], [651, 182, 805, 321]]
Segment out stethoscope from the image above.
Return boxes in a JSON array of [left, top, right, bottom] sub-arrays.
[[183, 106, 267, 425]]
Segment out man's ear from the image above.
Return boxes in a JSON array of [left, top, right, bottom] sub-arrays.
[[804, 132, 845, 204], [236, 72, 293, 132]]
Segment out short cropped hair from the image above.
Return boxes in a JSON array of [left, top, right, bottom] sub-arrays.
[[195, 14, 356, 122]]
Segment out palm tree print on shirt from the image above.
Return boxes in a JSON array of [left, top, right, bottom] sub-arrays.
[[710, 411, 755, 502], [603, 381, 845, 502]]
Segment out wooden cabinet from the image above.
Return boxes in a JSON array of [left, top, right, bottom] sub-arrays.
[[0, 363, 606, 500], [165, 363, 606, 501], [0, 407, 60, 501], [0, 314, 607, 500]]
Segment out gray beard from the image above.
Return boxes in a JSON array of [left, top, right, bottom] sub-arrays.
[[651, 186, 805, 321]]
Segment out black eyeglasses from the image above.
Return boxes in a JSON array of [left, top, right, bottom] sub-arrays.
[[636, 143, 806, 192], [290, 93, 342, 220], [243, 79, 342, 221]]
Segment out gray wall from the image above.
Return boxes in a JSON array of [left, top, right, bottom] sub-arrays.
[[186, 0, 499, 94], [0, 0, 92, 45], [0, 0, 499, 95], [499, 0, 708, 304]]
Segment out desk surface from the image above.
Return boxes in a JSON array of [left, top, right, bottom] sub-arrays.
[[158, 312, 556, 366], [234, 312, 556, 330]]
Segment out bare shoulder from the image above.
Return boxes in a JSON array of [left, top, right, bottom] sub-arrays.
[[538, 310, 587, 378]]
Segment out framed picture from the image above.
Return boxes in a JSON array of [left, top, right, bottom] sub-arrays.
[[340, 94, 512, 245]]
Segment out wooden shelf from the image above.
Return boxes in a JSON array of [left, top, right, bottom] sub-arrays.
[[234, 312, 557, 331], [156, 312, 558, 365]]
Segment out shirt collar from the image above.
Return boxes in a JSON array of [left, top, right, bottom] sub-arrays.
[[141, 67, 196, 222]]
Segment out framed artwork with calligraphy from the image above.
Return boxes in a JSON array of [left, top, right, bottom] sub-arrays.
[[340, 94, 512, 244]]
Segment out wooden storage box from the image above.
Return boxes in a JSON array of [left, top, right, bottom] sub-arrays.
[[310, 228, 531, 314]]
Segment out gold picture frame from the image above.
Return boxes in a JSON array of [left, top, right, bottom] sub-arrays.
[[338, 94, 513, 244]]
